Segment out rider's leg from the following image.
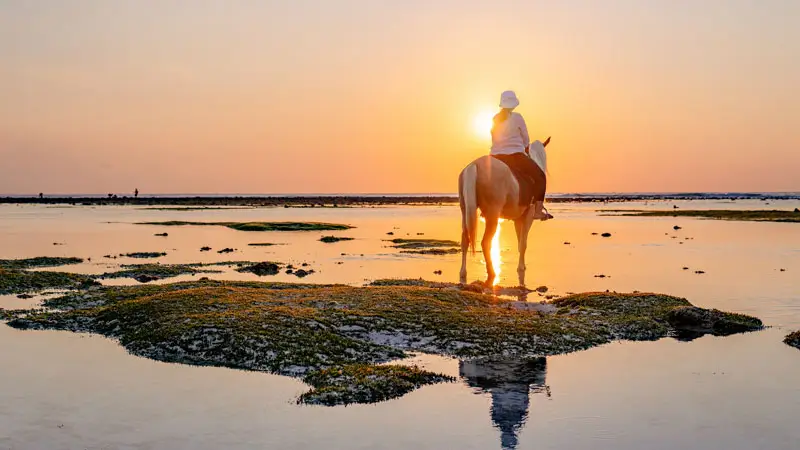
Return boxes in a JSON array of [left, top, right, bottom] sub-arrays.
[[518, 155, 550, 220]]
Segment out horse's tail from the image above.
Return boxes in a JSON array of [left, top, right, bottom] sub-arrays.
[[460, 163, 479, 254]]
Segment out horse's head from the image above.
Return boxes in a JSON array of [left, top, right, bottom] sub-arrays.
[[527, 140, 548, 174]]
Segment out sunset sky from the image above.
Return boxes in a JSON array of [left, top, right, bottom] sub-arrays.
[[1, 0, 798, 195]]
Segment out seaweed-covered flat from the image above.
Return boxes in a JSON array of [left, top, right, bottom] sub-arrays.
[[0, 268, 97, 295], [601, 209, 800, 223], [99, 264, 223, 283], [0, 257, 83, 270], [319, 236, 354, 243], [784, 331, 800, 350], [122, 252, 167, 259], [136, 221, 353, 231], [7, 279, 762, 405], [388, 238, 460, 255]]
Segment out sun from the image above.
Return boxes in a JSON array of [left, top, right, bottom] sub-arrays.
[[472, 109, 496, 139]]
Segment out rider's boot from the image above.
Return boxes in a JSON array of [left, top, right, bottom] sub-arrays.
[[532, 201, 553, 221]]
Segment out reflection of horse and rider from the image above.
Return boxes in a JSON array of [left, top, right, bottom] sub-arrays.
[[460, 358, 550, 450], [459, 90, 552, 287]]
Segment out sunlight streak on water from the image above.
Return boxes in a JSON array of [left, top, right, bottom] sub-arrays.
[[492, 219, 503, 285]]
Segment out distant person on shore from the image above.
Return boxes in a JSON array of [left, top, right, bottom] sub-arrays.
[[489, 91, 551, 220]]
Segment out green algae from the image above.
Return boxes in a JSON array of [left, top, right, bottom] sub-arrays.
[[247, 243, 281, 247], [0, 268, 97, 295], [784, 331, 800, 350], [319, 236, 354, 243], [299, 364, 455, 405], [0, 257, 83, 270], [602, 209, 800, 223], [388, 238, 460, 255], [5, 279, 762, 405], [137, 221, 354, 231]]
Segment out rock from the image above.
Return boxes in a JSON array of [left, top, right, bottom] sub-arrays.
[[287, 264, 295, 269], [386, 232, 394, 235], [199, 277, 209, 281], [200, 247, 212, 252], [780, 268, 786, 272], [154, 233, 169, 237], [784, 331, 800, 349], [682, 267, 689, 270], [536, 286, 548, 293], [594, 274, 607, 278], [695, 270, 705, 274], [563, 242, 570, 245], [286, 269, 294, 274], [591, 233, 598, 236], [667, 306, 763, 336], [294, 269, 310, 278], [301, 263, 309, 267], [16, 293, 34, 299], [133, 274, 160, 283], [217, 248, 235, 254], [238, 262, 280, 276], [433, 270, 442, 275], [601, 233, 612, 237], [673, 225, 682, 230]]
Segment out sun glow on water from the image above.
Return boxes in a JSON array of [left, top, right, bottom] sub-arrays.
[[491, 219, 503, 285]]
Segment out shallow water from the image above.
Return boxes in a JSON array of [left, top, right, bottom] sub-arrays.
[[1, 200, 799, 449]]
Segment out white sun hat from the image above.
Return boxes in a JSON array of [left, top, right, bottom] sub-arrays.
[[499, 90, 520, 109]]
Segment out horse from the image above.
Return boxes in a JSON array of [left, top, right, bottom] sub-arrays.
[[458, 139, 549, 287]]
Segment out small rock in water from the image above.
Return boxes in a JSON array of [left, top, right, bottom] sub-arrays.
[[386, 232, 394, 235], [683, 267, 690, 270], [133, 274, 160, 283], [217, 248, 235, 254], [238, 262, 280, 276], [594, 274, 608, 278], [695, 270, 705, 274], [563, 242, 571, 245], [199, 277, 209, 281], [286, 269, 294, 274], [433, 270, 442, 275], [673, 205, 679, 209], [294, 269, 310, 278], [200, 247, 212, 252], [591, 232, 598, 236], [301, 263, 309, 267], [154, 233, 169, 237], [287, 264, 295, 269], [536, 286, 548, 293], [601, 232, 612, 237], [417, 233, 424, 235], [780, 268, 786, 272], [16, 293, 34, 299], [673, 225, 682, 230]]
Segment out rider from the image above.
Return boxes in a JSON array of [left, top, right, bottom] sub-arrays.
[[490, 90, 551, 220]]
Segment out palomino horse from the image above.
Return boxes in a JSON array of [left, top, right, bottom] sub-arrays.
[[458, 139, 549, 287]]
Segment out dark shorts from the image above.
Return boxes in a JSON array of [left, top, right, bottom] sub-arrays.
[[492, 152, 547, 204]]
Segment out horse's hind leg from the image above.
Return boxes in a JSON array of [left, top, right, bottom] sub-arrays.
[[482, 215, 499, 287], [459, 226, 469, 284]]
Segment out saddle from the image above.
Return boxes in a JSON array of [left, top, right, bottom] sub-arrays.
[[491, 154, 536, 207]]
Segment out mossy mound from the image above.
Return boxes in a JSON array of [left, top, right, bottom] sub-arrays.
[[6, 279, 762, 405], [0, 268, 98, 295], [665, 306, 764, 336], [137, 221, 353, 231], [235, 262, 281, 276], [784, 331, 800, 350], [602, 209, 800, 223], [299, 364, 455, 405], [0, 257, 83, 270]]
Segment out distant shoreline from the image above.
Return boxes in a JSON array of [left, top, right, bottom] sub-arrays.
[[1, 193, 798, 207]]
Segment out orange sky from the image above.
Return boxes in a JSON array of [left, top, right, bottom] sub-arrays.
[[1, 1, 798, 194]]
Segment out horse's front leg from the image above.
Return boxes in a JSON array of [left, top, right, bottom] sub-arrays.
[[515, 209, 536, 287]]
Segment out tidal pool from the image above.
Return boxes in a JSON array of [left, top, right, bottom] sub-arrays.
[[1, 199, 799, 449]]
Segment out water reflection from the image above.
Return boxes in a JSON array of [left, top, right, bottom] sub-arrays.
[[459, 358, 549, 449]]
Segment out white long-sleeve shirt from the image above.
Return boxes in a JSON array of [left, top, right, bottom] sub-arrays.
[[490, 112, 530, 155]]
